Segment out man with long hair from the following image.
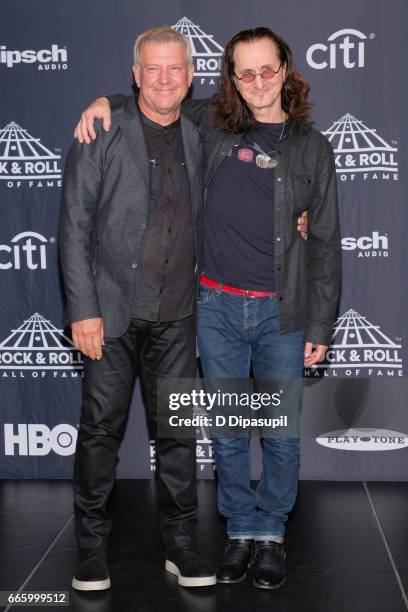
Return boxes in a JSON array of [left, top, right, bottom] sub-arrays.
[[75, 27, 340, 590]]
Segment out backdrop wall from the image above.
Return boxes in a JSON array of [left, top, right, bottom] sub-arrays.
[[1, 0, 407, 479]]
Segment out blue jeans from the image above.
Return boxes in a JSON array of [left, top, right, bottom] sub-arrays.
[[197, 285, 304, 542]]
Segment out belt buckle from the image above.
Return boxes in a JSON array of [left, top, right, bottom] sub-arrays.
[[244, 290, 255, 299]]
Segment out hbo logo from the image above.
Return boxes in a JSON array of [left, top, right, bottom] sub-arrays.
[[4, 424, 77, 456]]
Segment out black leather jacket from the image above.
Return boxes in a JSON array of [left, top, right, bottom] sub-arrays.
[[109, 95, 341, 346]]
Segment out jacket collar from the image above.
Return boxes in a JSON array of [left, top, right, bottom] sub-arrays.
[[119, 95, 200, 188]]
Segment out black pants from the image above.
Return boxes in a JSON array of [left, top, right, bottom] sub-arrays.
[[74, 315, 197, 553]]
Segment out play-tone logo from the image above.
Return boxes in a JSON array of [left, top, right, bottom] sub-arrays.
[[4, 424, 77, 456], [150, 439, 215, 472], [0, 44, 67, 70], [0, 313, 83, 379], [172, 16, 223, 85], [306, 28, 373, 69], [305, 309, 402, 378], [322, 114, 398, 182], [341, 231, 389, 258], [317, 428, 408, 451], [0, 122, 62, 189]]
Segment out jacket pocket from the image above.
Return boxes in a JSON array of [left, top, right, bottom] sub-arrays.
[[291, 173, 314, 212]]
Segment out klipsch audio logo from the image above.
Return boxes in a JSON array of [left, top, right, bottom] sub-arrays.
[[0, 44, 68, 70], [0, 122, 62, 189], [317, 428, 408, 451], [0, 313, 83, 379], [322, 114, 398, 182], [341, 231, 389, 258], [305, 309, 402, 378], [306, 28, 373, 70], [4, 424, 77, 456], [172, 16, 223, 85]]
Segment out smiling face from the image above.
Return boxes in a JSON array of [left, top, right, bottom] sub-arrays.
[[233, 37, 287, 123], [132, 41, 194, 125]]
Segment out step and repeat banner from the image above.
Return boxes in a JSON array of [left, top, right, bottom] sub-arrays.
[[1, 0, 407, 479]]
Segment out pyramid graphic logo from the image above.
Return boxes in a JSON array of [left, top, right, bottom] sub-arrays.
[[172, 16, 223, 83], [306, 309, 402, 377], [322, 114, 398, 182], [0, 121, 62, 188], [0, 313, 83, 377]]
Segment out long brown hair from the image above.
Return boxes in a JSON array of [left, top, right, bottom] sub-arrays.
[[210, 27, 312, 133]]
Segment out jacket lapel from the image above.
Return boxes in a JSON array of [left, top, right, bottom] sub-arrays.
[[180, 114, 199, 186], [119, 97, 150, 187]]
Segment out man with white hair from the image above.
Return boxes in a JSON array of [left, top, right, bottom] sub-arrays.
[[59, 26, 216, 590]]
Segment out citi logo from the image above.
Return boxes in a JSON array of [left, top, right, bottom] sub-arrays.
[[0, 122, 62, 189], [4, 424, 77, 456], [306, 28, 373, 70], [0, 312, 83, 379], [341, 232, 389, 258], [322, 114, 398, 182], [0, 231, 52, 270], [316, 428, 408, 451], [305, 309, 402, 378], [172, 17, 223, 85], [0, 44, 68, 70]]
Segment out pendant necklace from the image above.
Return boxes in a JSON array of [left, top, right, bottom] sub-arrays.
[[252, 119, 286, 169]]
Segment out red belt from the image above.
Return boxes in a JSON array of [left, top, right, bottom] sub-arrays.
[[200, 274, 278, 298]]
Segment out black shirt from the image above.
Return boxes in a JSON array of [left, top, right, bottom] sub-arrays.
[[203, 121, 284, 291], [132, 109, 195, 322]]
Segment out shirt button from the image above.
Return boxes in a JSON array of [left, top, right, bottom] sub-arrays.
[[276, 237, 281, 242], [140, 224, 147, 230], [132, 263, 138, 269], [168, 228, 172, 234], [277, 177, 282, 182]]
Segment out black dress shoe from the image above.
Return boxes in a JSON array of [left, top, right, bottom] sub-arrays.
[[217, 538, 254, 584], [72, 547, 111, 591], [165, 548, 216, 587], [252, 541, 286, 589]]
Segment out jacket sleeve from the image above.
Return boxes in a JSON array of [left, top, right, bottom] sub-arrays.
[[58, 122, 104, 325], [305, 136, 342, 346], [106, 93, 131, 109], [181, 98, 212, 125]]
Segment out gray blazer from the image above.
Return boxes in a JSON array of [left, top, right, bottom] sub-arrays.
[[59, 96, 204, 338]]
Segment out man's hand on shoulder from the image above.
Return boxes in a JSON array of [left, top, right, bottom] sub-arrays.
[[71, 317, 104, 360], [74, 97, 112, 144]]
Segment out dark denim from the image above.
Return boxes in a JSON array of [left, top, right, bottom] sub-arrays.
[[74, 315, 198, 553], [197, 286, 304, 541]]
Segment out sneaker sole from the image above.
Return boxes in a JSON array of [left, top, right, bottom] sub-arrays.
[[72, 577, 111, 591], [253, 576, 286, 590], [165, 560, 217, 587]]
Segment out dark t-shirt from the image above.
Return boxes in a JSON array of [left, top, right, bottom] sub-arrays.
[[203, 121, 284, 291], [132, 109, 195, 322]]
